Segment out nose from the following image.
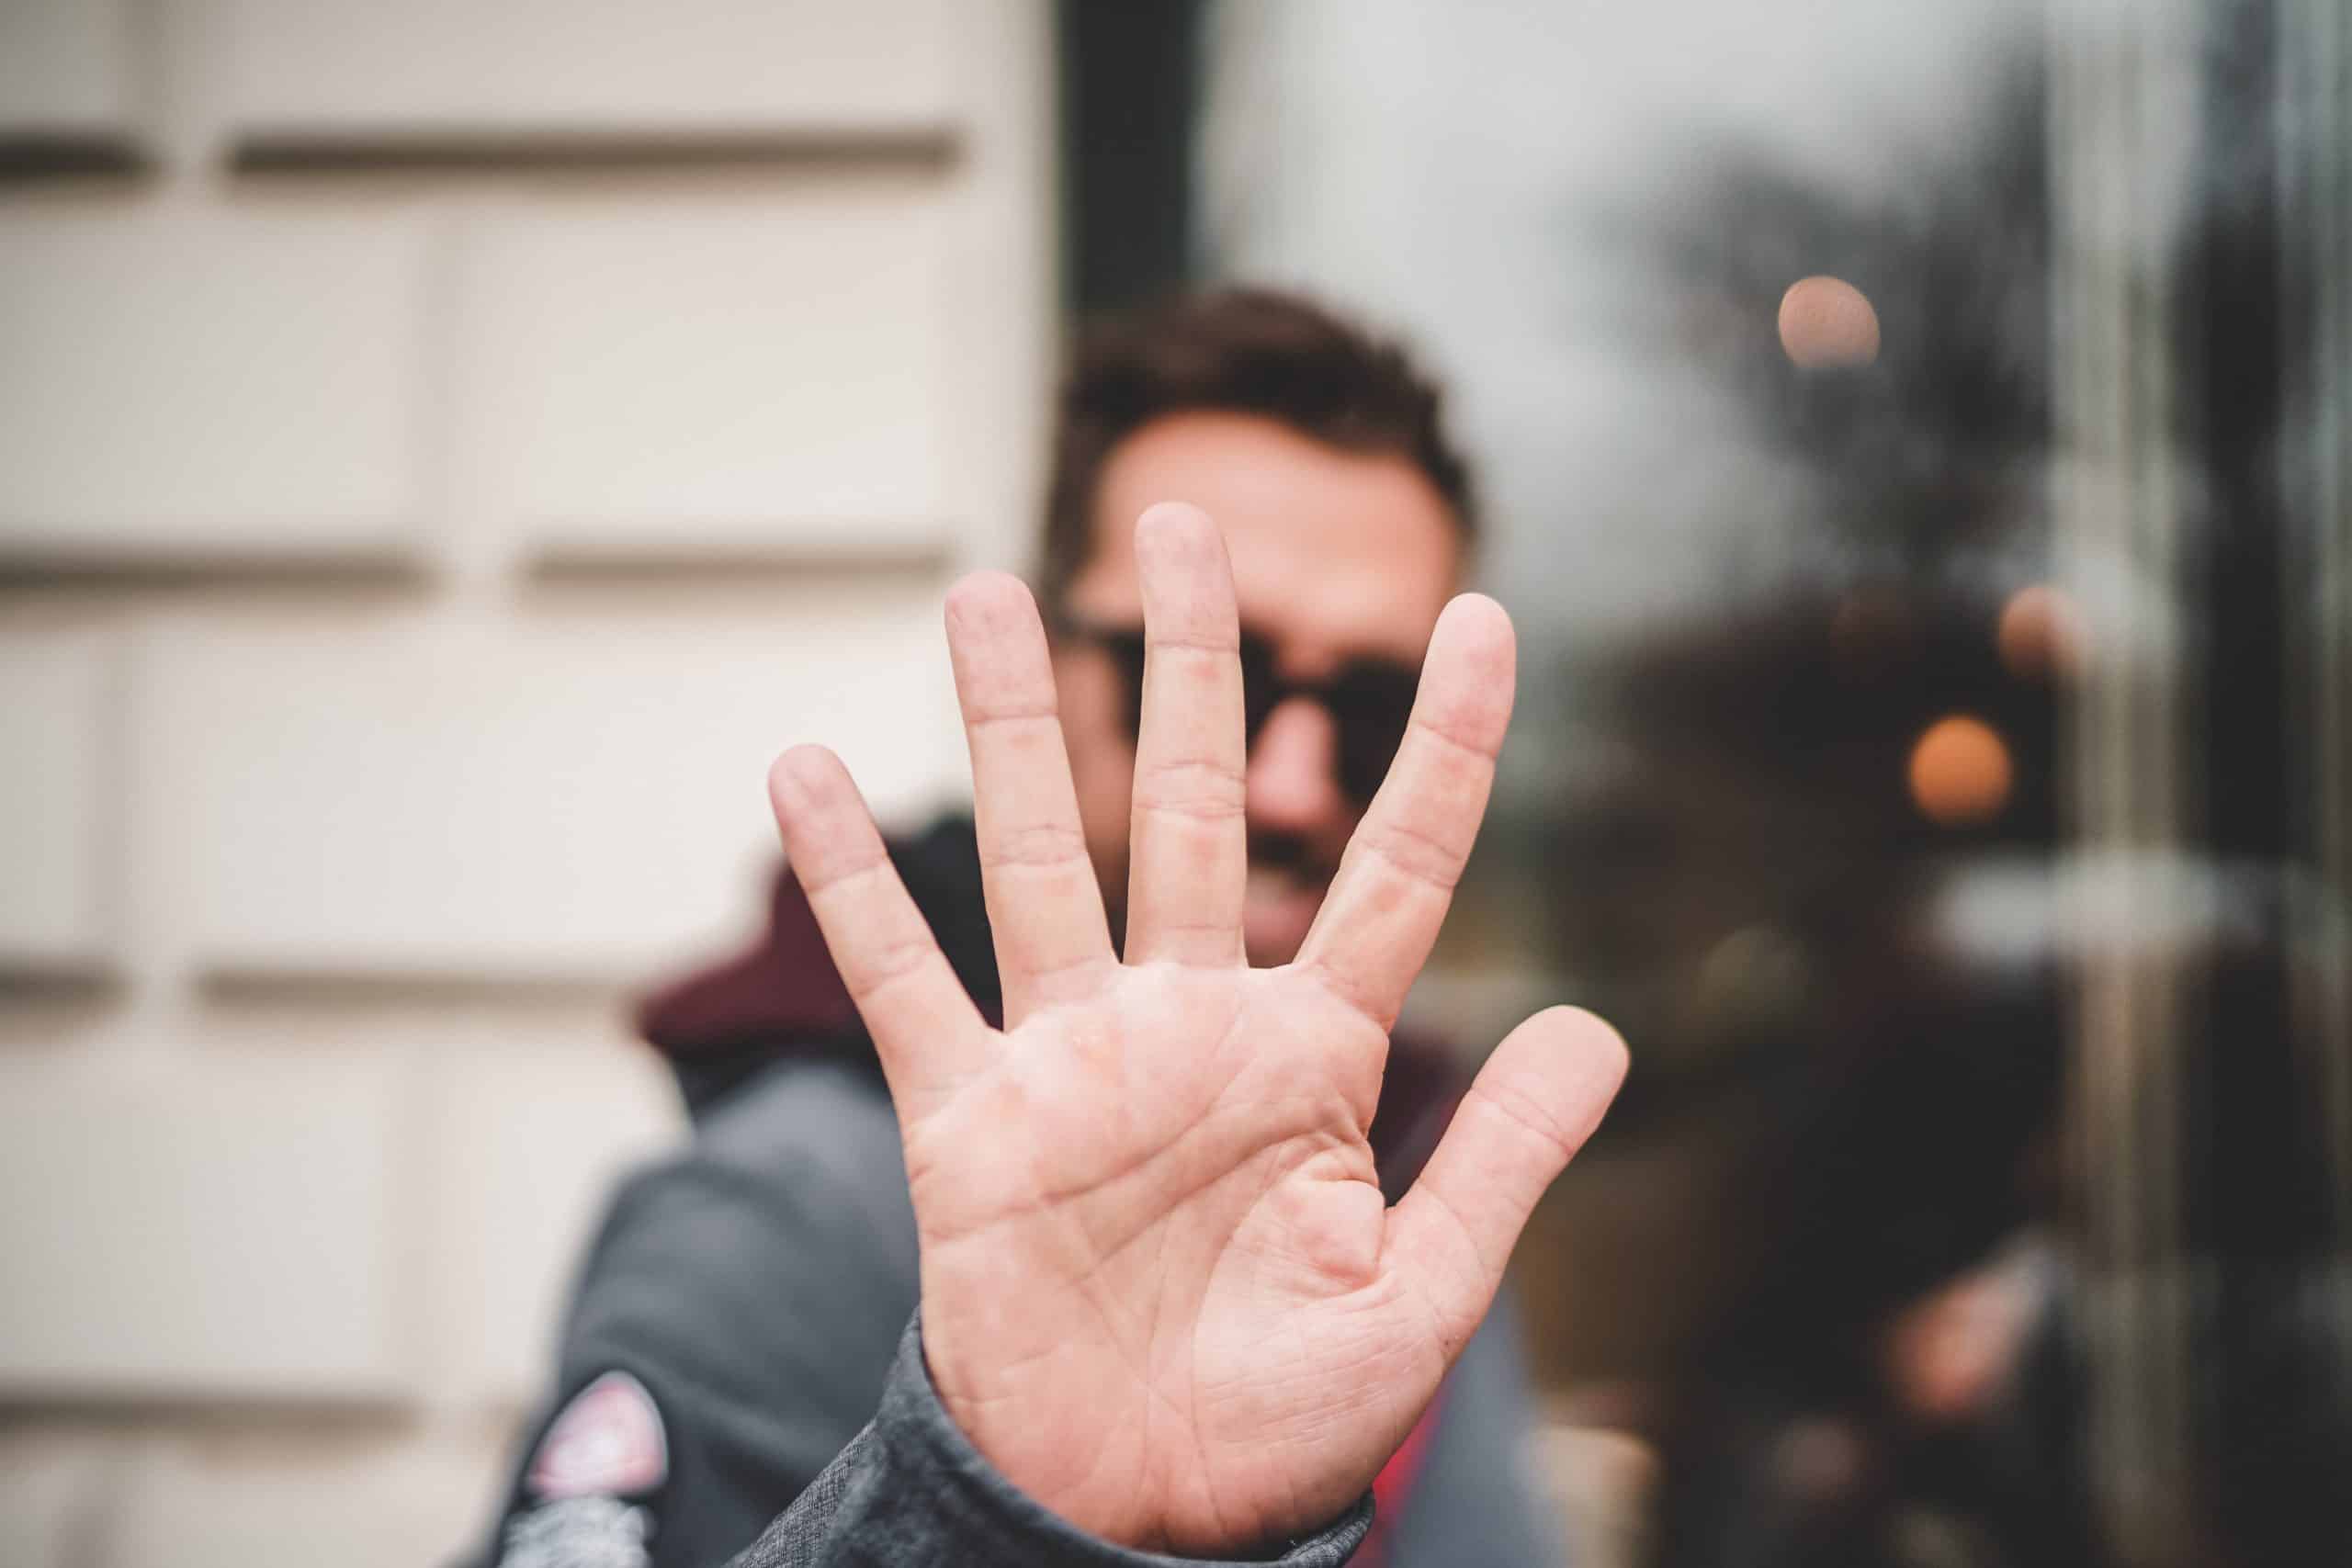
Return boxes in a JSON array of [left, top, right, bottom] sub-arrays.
[[1246, 696, 1347, 835]]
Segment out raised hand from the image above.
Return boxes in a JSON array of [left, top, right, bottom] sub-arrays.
[[764, 503, 1626, 1554]]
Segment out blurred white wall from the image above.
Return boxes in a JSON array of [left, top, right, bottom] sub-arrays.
[[0, 3, 1052, 1562]]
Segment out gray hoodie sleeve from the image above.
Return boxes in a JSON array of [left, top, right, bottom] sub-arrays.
[[725, 1314, 1373, 1568]]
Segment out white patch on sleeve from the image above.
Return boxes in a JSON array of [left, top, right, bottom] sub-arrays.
[[500, 1495, 651, 1568]]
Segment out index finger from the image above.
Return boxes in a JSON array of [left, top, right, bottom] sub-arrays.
[[1295, 593, 1514, 1029]]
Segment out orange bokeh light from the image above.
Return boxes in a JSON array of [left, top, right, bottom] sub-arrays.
[[1997, 582, 2087, 680], [1778, 276, 1881, 367], [1908, 715, 2013, 826]]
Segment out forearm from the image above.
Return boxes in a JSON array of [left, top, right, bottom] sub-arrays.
[[727, 1315, 1373, 1568]]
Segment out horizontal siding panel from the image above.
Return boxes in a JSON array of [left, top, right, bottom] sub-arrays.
[[0, 212, 429, 565], [471, 182, 950, 555], [156, 591, 960, 979], [0, 629, 114, 970], [0, 1050, 405, 1399], [0, 0, 140, 138], [200, 0, 953, 142]]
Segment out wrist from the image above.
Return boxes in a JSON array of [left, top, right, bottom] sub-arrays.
[[907, 1316, 1370, 1563]]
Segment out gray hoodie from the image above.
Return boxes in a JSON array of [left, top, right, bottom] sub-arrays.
[[476, 817, 1564, 1567]]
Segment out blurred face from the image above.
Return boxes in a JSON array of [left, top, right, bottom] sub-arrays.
[[1056, 412, 1463, 965]]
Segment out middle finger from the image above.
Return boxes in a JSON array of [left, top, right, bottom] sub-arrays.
[[1123, 503, 1250, 967]]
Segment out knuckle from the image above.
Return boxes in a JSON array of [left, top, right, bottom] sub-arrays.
[[1413, 704, 1500, 754], [846, 933, 937, 998], [1359, 816, 1468, 891], [1468, 1077, 1575, 1162], [1133, 757, 1248, 819], [986, 820, 1090, 867]]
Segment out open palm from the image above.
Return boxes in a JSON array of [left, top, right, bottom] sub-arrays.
[[766, 503, 1625, 1554]]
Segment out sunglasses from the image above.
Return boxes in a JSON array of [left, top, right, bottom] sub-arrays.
[[1054, 615, 1422, 807]]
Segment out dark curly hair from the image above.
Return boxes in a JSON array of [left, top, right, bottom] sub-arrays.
[[1036, 287, 1476, 607]]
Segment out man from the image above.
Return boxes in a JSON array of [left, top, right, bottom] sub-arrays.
[[478, 290, 1625, 1567]]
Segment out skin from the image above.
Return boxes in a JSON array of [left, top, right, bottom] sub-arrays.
[[767, 502, 1627, 1552], [1057, 412, 1464, 965]]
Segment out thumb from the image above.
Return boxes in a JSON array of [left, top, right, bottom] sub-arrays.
[[1381, 1007, 1628, 1353]]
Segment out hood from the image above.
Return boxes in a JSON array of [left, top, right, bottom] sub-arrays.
[[636, 812, 1463, 1196], [639, 815, 1000, 1116]]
